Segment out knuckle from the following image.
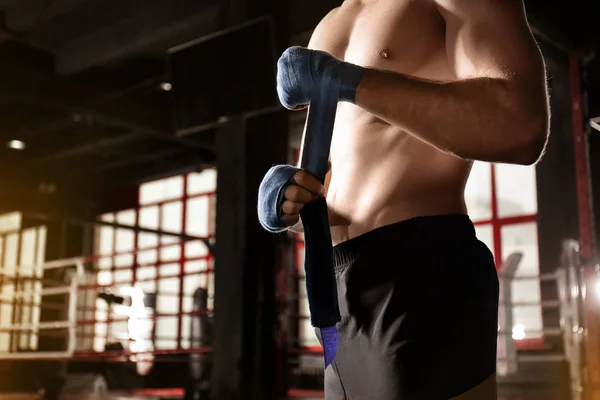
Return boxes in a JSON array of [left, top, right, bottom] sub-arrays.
[[285, 185, 299, 199], [282, 201, 295, 215], [293, 170, 307, 184], [287, 185, 309, 202]]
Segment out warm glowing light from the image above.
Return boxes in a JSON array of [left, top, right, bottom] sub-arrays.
[[7, 140, 25, 150], [594, 279, 600, 301], [512, 324, 526, 340], [160, 82, 172, 91]]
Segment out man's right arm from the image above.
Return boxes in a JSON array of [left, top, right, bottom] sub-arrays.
[[286, 11, 337, 233]]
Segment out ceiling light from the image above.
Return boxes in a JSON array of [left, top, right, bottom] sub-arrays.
[[7, 140, 26, 150], [160, 82, 172, 91]]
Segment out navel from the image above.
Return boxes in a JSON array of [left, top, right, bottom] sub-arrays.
[[379, 49, 390, 59]]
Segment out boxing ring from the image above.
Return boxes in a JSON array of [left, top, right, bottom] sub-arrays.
[[0, 207, 593, 399], [0, 177, 217, 397]]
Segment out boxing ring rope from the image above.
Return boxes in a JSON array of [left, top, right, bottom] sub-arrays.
[[0, 191, 216, 370], [0, 253, 215, 362], [0, 258, 84, 360]]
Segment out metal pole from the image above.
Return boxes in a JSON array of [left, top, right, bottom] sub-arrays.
[[21, 212, 212, 251]]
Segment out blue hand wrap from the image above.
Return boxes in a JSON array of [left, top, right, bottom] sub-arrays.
[[295, 67, 342, 369], [276, 46, 364, 110], [257, 165, 300, 233]]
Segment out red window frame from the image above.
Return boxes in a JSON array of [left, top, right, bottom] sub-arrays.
[[474, 164, 537, 267], [475, 164, 546, 350], [92, 172, 216, 354]]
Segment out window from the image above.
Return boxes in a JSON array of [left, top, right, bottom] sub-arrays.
[[0, 212, 47, 352], [465, 162, 542, 346], [93, 169, 217, 353]]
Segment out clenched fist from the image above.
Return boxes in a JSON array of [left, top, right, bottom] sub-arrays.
[[257, 164, 325, 232], [280, 169, 326, 226]]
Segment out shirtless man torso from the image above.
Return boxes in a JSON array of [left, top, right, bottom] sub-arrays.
[[258, 0, 549, 398], [313, 0, 546, 244]]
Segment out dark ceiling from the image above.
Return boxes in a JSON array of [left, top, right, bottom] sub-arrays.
[[0, 0, 597, 215]]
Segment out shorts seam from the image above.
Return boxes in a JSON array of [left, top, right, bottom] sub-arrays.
[[333, 359, 348, 399]]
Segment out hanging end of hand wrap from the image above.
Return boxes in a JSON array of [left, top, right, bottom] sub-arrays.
[[320, 325, 338, 368]]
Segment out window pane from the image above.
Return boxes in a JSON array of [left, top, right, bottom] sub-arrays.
[[138, 250, 157, 265], [0, 212, 21, 233], [139, 206, 159, 250], [137, 266, 156, 281], [161, 202, 182, 244], [114, 269, 133, 285], [495, 163, 537, 218], [474, 224, 494, 258], [96, 222, 114, 256], [502, 223, 539, 276], [188, 169, 217, 195], [36, 226, 47, 266], [136, 266, 157, 294], [139, 176, 184, 205], [206, 259, 215, 311], [3, 234, 19, 276], [160, 263, 180, 277], [98, 270, 112, 286], [139, 206, 159, 229], [157, 280, 180, 313], [20, 228, 37, 272], [184, 262, 209, 314], [115, 210, 136, 254], [185, 261, 208, 275], [114, 254, 134, 268], [465, 162, 492, 221], [161, 244, 181, 262], [97, 257, 111, 270], [185, 241, 210, 258], [501, 222, 542, 339], [187, 197, 210, 237]]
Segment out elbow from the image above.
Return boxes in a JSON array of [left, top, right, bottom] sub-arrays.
[[510, 109, 549, 166]]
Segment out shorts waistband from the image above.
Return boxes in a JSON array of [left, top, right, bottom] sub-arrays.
[[332, 214, 476, 268]]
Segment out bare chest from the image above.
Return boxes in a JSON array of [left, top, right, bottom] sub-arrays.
[[309, 0, 453, 80]]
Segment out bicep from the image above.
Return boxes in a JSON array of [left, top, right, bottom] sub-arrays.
[[437, 0, 545, 83], [437, 0, 547, 114]]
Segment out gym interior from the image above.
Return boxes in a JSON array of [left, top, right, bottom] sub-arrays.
[[0, 0, 598, 399]]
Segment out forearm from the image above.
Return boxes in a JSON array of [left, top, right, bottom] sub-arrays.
[[354, 69, 549, 165]]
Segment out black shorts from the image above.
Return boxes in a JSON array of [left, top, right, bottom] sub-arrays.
[[317, 214, 499, 400]]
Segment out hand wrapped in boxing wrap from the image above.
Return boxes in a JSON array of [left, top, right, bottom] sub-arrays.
[[276, 47, 364, 367]]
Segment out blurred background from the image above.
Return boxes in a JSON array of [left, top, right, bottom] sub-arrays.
[[0, 0, 598, 399]]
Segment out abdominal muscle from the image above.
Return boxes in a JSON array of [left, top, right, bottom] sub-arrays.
[[326, 102, 472, 246]]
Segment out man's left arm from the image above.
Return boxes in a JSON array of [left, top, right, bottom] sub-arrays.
[[353, 0, 550, 165]]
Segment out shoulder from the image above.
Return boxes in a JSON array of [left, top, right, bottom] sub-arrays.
[[434, 0, 526, 19]]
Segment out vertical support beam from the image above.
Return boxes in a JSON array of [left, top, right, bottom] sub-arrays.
[[212, 117, 248, 400], [247, 112, 290, 400], [570, 54, 596, 260], [570, 52, 600, 400], [535, 45, 581, 353], [212, 111, 288, 400], [177, 176, 188, 350], [490, 165, 502, 269]]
